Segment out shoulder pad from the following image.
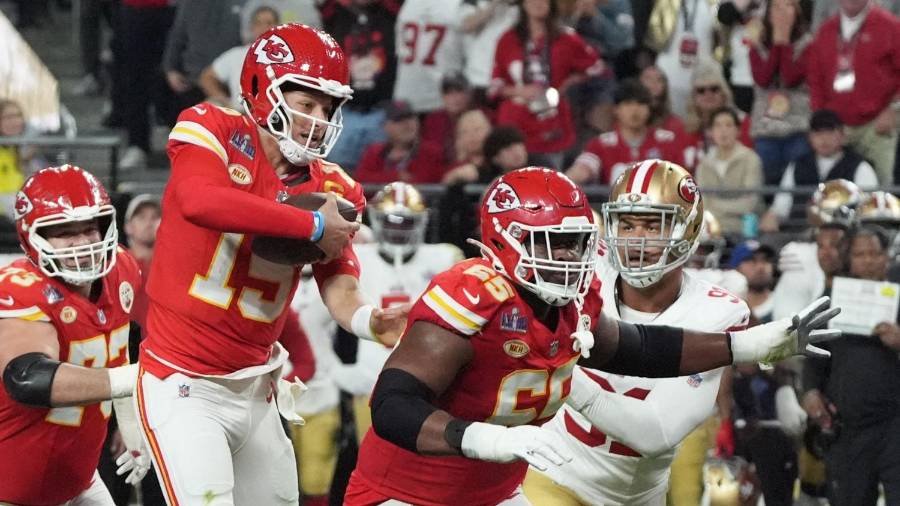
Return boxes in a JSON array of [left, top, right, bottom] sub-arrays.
[[168, 103, 249, 165], [417, 259, 511, 336], [0, 265, 52, 322]]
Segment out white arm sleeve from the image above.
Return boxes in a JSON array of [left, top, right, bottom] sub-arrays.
[[566, 367, 722, 457]]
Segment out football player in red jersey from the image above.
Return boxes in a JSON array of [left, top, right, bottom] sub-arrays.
[[136, 23, 407, 505], [345, 166, 842, 506], [0, 165, 149, 506]]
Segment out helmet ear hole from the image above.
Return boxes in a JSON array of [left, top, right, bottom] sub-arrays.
[[491, 239, 505, 251], [251, 75, 259, 97]]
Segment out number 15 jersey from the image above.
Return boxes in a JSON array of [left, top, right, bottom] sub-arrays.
[[143, 104, 365, 378]]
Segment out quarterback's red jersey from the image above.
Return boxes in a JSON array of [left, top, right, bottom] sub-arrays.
[[346, 258, 603, 506], [0, 250, 141, 505], [142, 103, 365, 377], [575, 127, 685, 184]]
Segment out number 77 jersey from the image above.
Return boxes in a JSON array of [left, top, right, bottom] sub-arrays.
[[0, 250, 140, 506], [142, 103, 365, 378], [352, 257, 603, 506]]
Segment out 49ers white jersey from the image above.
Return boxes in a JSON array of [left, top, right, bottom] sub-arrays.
[[684, 267, 749, 300], [331, 243, 463, 395], [771, 241, 823, 321], [290, 271, 341, 416], [393, 0, 465, 112], [539, 257, 750, 505]]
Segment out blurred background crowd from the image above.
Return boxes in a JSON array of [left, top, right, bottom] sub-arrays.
[[0, 0, 899, 505]]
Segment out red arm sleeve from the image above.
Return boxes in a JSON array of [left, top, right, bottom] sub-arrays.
[[169, 146, 316, 239], [749, 45, 778, 87], [279, 307, 316, 382]]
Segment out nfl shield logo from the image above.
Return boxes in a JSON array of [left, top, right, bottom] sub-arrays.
[[178, 384, 191, 398], [687, 374, 703, 388]]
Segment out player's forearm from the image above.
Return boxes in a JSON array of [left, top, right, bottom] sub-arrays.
[[49, 365, 111, 406], [586, 320, 732, 377], [567, 368, 720, 456], [320, 273, 368, 334], [176, 178, 315, 239]]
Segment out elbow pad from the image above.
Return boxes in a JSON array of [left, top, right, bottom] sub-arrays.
[[370, 368, 437, 453], [604, 322, 684, 378], [2, 352, 60, 407]]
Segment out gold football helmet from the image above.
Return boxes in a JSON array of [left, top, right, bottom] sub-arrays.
[[859, 191, 900, 225], [807, 179, 863, 227], [602, 159, 704, 287], [691, 210, 727, 268], [703, 457, 761, 506], [368, 182, 429, 261]]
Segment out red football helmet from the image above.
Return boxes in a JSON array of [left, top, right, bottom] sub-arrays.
[[240, 23, 353, 165], [14, 165, 118, 285], [473, 167, 598, 306]]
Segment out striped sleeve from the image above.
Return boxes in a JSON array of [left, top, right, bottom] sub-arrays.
[[168, 120, 229, 165], [0, 305, 50, 322], [422, 285, 489, 336]]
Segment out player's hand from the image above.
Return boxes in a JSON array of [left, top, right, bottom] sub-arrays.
[[276, 377, 309, 425], [460, 422, 573, 471], [370, 303, 411, 347], [801, 389, 835, 429], [316, 193, 360, 262], [775, 385, 808, 437], [714, 418, 735, 458], [116, 449, 151, 485], [729, 296, 841, 365]]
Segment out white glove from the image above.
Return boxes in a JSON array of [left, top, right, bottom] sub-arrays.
[[276, 377, 309, 425], [730, 296, 841, 365], [112, 396, 151, 485], [115, 450, 151, 486], [775, 385, 807, 437], [571, 314, 594, 359], [460, 422, 573, 471]]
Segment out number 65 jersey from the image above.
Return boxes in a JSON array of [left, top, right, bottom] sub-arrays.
[[0, 250, 141, 506], [350, 257, 603, 506]]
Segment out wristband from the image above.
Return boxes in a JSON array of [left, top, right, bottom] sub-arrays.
[[444, 418, 473, 451], [108, 363, 139, 399], [351, 304, 377, 342], [311, 211, 325, 242]]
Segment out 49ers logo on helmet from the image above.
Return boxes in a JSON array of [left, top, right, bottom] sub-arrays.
[[254, 35, 295, 64], [678, 176, 699, 203], [13, 191, 32, 220], [486, 182, 522, 214]]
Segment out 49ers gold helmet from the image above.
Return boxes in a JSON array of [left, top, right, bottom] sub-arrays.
[[602, 159, 704, 287], [691, 210, 727, 268], [859, 191, 900, 225], [807, 179, 863, 227], [367, 182, 428, 261]]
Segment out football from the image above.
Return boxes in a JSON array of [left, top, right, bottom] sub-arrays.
[[251, 192, 359, 265]]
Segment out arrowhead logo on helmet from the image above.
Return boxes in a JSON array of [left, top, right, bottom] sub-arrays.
[[13, 191, 32, 221], [486, 183, 521, 214], [254, 35, 295, 64]]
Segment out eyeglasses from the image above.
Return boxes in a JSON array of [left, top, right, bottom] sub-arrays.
[[694, 85, 722, 95]]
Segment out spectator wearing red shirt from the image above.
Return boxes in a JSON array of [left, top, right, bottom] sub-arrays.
[[566, 79, 684, 185], [353, 101, 448, 184], [747, 0, 814, 186], [807, 0, 900, 184], [490, 0, 606, 169], [421, 74, 476, 162]]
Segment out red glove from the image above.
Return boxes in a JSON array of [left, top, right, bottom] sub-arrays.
[[715, 417, 735, 458]]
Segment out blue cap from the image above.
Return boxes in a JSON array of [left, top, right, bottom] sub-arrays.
[[728, 240, 776, 269]]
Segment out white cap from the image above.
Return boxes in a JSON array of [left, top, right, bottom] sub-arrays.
[[124, 194, 161, 222]]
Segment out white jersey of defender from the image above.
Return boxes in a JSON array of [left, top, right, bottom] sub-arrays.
[[290, 273, 341, 416], [331, 244, 463, 395], [539, 256, 750, 505], [393, 0, 465, 112], [771, 241, 823, 320], [684, 267, 749, 300]]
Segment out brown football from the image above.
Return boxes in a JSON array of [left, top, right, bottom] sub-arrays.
[[251, 192, 359, 265]]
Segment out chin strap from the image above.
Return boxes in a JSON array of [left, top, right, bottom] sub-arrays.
[[278, 138, 315, 166]]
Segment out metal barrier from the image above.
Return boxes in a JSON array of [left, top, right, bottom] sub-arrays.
[[0, 134, 124, 187]]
